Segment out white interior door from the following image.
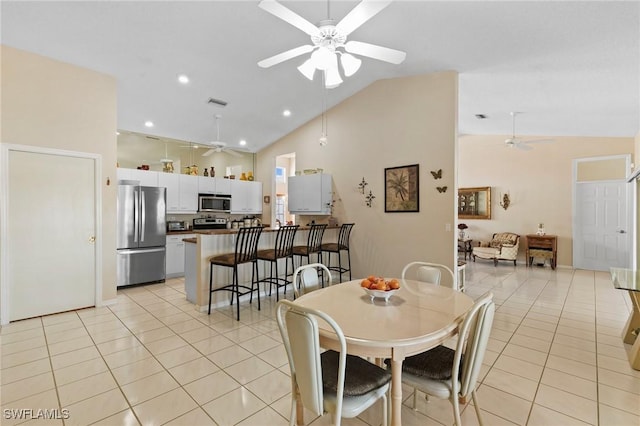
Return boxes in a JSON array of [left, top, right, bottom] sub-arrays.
[[8, 150, 96, 321], [574, 181, 631, 271]]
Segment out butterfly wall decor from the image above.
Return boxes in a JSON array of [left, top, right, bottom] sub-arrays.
[[436, 186, 448, 193], [430, 169, 442, 179]]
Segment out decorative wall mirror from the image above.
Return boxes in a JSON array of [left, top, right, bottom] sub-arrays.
[[458, 187, 491, 219]]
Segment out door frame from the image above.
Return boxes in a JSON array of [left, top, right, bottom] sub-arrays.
[[0, 143, 103, 325], [572, 154, 634, 270]]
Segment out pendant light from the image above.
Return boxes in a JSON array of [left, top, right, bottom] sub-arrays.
[[319, 80, 328, 146]]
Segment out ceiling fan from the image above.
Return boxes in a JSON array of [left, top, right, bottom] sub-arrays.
[[504, 112, 554, 151], [257, 0, 406, 89], [201, 115, 245, 158]]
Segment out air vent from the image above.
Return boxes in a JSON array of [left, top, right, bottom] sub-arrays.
[[145, 135, 160, 140], [208, 98, 228, 107]]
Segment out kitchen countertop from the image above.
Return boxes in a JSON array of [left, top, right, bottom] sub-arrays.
[[182, 225, 339, 243]]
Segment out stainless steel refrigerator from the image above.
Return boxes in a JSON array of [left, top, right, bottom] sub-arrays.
[[117, 182, 166, 287]]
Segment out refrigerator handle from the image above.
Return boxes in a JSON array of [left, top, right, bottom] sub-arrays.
[[141, 190, 146, 242], [133, 189, 139, 243]]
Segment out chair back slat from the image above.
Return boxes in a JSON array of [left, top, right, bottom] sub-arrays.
[[455, 292, 495, 397], [337, 223, 354, 248], [416, 266, 441, 285], [293, 263, 333, 298], [234, 226, 263, 264], [307, 224, 327, 253], [275, 225, 299, 258], [401, 261, 454, 285]]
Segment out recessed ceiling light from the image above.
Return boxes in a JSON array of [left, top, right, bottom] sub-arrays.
[[239, 140, 247, 146], [178, 74, 189, 84], [116, 131, 120, 135], [283, 109, 291, 117], [144, 121, 154, 127]]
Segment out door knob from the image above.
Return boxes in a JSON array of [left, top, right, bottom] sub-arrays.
[[89, 236, 96, 243], [617, 230, 626, 234]]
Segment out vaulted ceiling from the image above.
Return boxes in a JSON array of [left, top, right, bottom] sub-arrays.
[[2, 1, 638, 152]]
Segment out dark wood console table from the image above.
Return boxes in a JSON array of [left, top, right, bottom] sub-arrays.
[[525, 234, 557, 270]]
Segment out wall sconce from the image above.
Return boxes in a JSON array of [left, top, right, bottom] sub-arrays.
[[500, 192, 511, 210], [358, 177, 368, 194], [365, 190, 376, 208]]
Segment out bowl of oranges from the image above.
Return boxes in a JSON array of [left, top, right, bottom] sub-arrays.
[[361, 276, 400, 301]]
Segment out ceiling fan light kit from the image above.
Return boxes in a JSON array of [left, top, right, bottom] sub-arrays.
[[257, 0, 406, 89]]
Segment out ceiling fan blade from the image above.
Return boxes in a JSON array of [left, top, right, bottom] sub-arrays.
[[336, 0, 392, 36], [515, 143, 533, 151], [258, 0, 320, 36], [344, 40, 406, 64], [225, 149, 244, 158], [258, 45, 314, 68], [202, 149, 216, 157], [522, 139, 554, 144]]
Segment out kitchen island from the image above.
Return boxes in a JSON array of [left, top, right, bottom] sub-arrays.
[[184, 226, 338, 310]]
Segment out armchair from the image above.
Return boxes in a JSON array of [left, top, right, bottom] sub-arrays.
[[472, 232, 520, 266]]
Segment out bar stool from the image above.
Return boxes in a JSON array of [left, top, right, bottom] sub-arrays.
[[208, 226, 263, 321], [256, 224, 299, 301], [320, 223, 354, 282], [292, 223, 327, 272]]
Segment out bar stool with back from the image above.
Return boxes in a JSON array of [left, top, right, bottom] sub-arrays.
[[292, 223, 328, 285], [256, 224, 299, 301], [320, 223, 354, 282], [208, 226, 263, 321]]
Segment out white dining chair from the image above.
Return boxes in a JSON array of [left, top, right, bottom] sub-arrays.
[[276, 300, 391, 426], [399, 292, 495, 426], [401, 261, 455, 286], [293, 263, 332, 298]]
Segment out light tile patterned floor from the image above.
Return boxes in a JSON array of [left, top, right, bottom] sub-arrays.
[[1, 262, 639, 425]]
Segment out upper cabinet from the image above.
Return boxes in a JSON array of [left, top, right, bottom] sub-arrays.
[[117, 168, 158, 187], [198, 176, 231, 195], [289, 174, 332, 215], [230, 180, 262, 214], [157, 173, 198, 214]]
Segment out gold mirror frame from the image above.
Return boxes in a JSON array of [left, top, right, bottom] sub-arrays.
[[458, 187, 491, 219]]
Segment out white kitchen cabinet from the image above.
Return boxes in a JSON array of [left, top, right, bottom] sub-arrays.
[[198, 176, 231, 195], [166, 234, 195, 278], [215, 177, 232, 195], [158, 173, 198, 213], [117, 168, 158, 186], [230, 180, 262, 214], [198, 176, 216, 194], [288, 174, 332, 215]]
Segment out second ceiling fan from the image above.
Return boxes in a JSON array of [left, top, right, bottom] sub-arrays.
[[258, 0, 406, 88], [504, 112, 554, 151]]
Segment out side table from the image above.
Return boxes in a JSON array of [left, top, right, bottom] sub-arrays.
[[458, 238, 473, 260], [526, 234, 557, 270]]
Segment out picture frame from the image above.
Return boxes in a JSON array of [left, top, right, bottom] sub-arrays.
[[458, 186, 491, 219], [385, 164, 419, 212]]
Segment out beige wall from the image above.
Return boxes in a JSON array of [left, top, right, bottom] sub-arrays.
[[459, 135, 634, 267], [576, 157, 627, 181], [1, 45, 118, 302], [257, 72, 458, 283]]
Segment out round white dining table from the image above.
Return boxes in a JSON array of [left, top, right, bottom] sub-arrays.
[[293, 278, 474, 426]]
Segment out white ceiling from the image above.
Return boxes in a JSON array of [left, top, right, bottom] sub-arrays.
[[2, 1, 639, 152]]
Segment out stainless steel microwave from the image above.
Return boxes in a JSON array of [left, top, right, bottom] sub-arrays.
[[198, 194, 231, 213]]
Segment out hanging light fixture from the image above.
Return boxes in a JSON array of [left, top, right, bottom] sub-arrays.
[[319, 79, 328, 146]]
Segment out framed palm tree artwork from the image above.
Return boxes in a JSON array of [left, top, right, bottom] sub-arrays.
[[384, 164, 419, 212]]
